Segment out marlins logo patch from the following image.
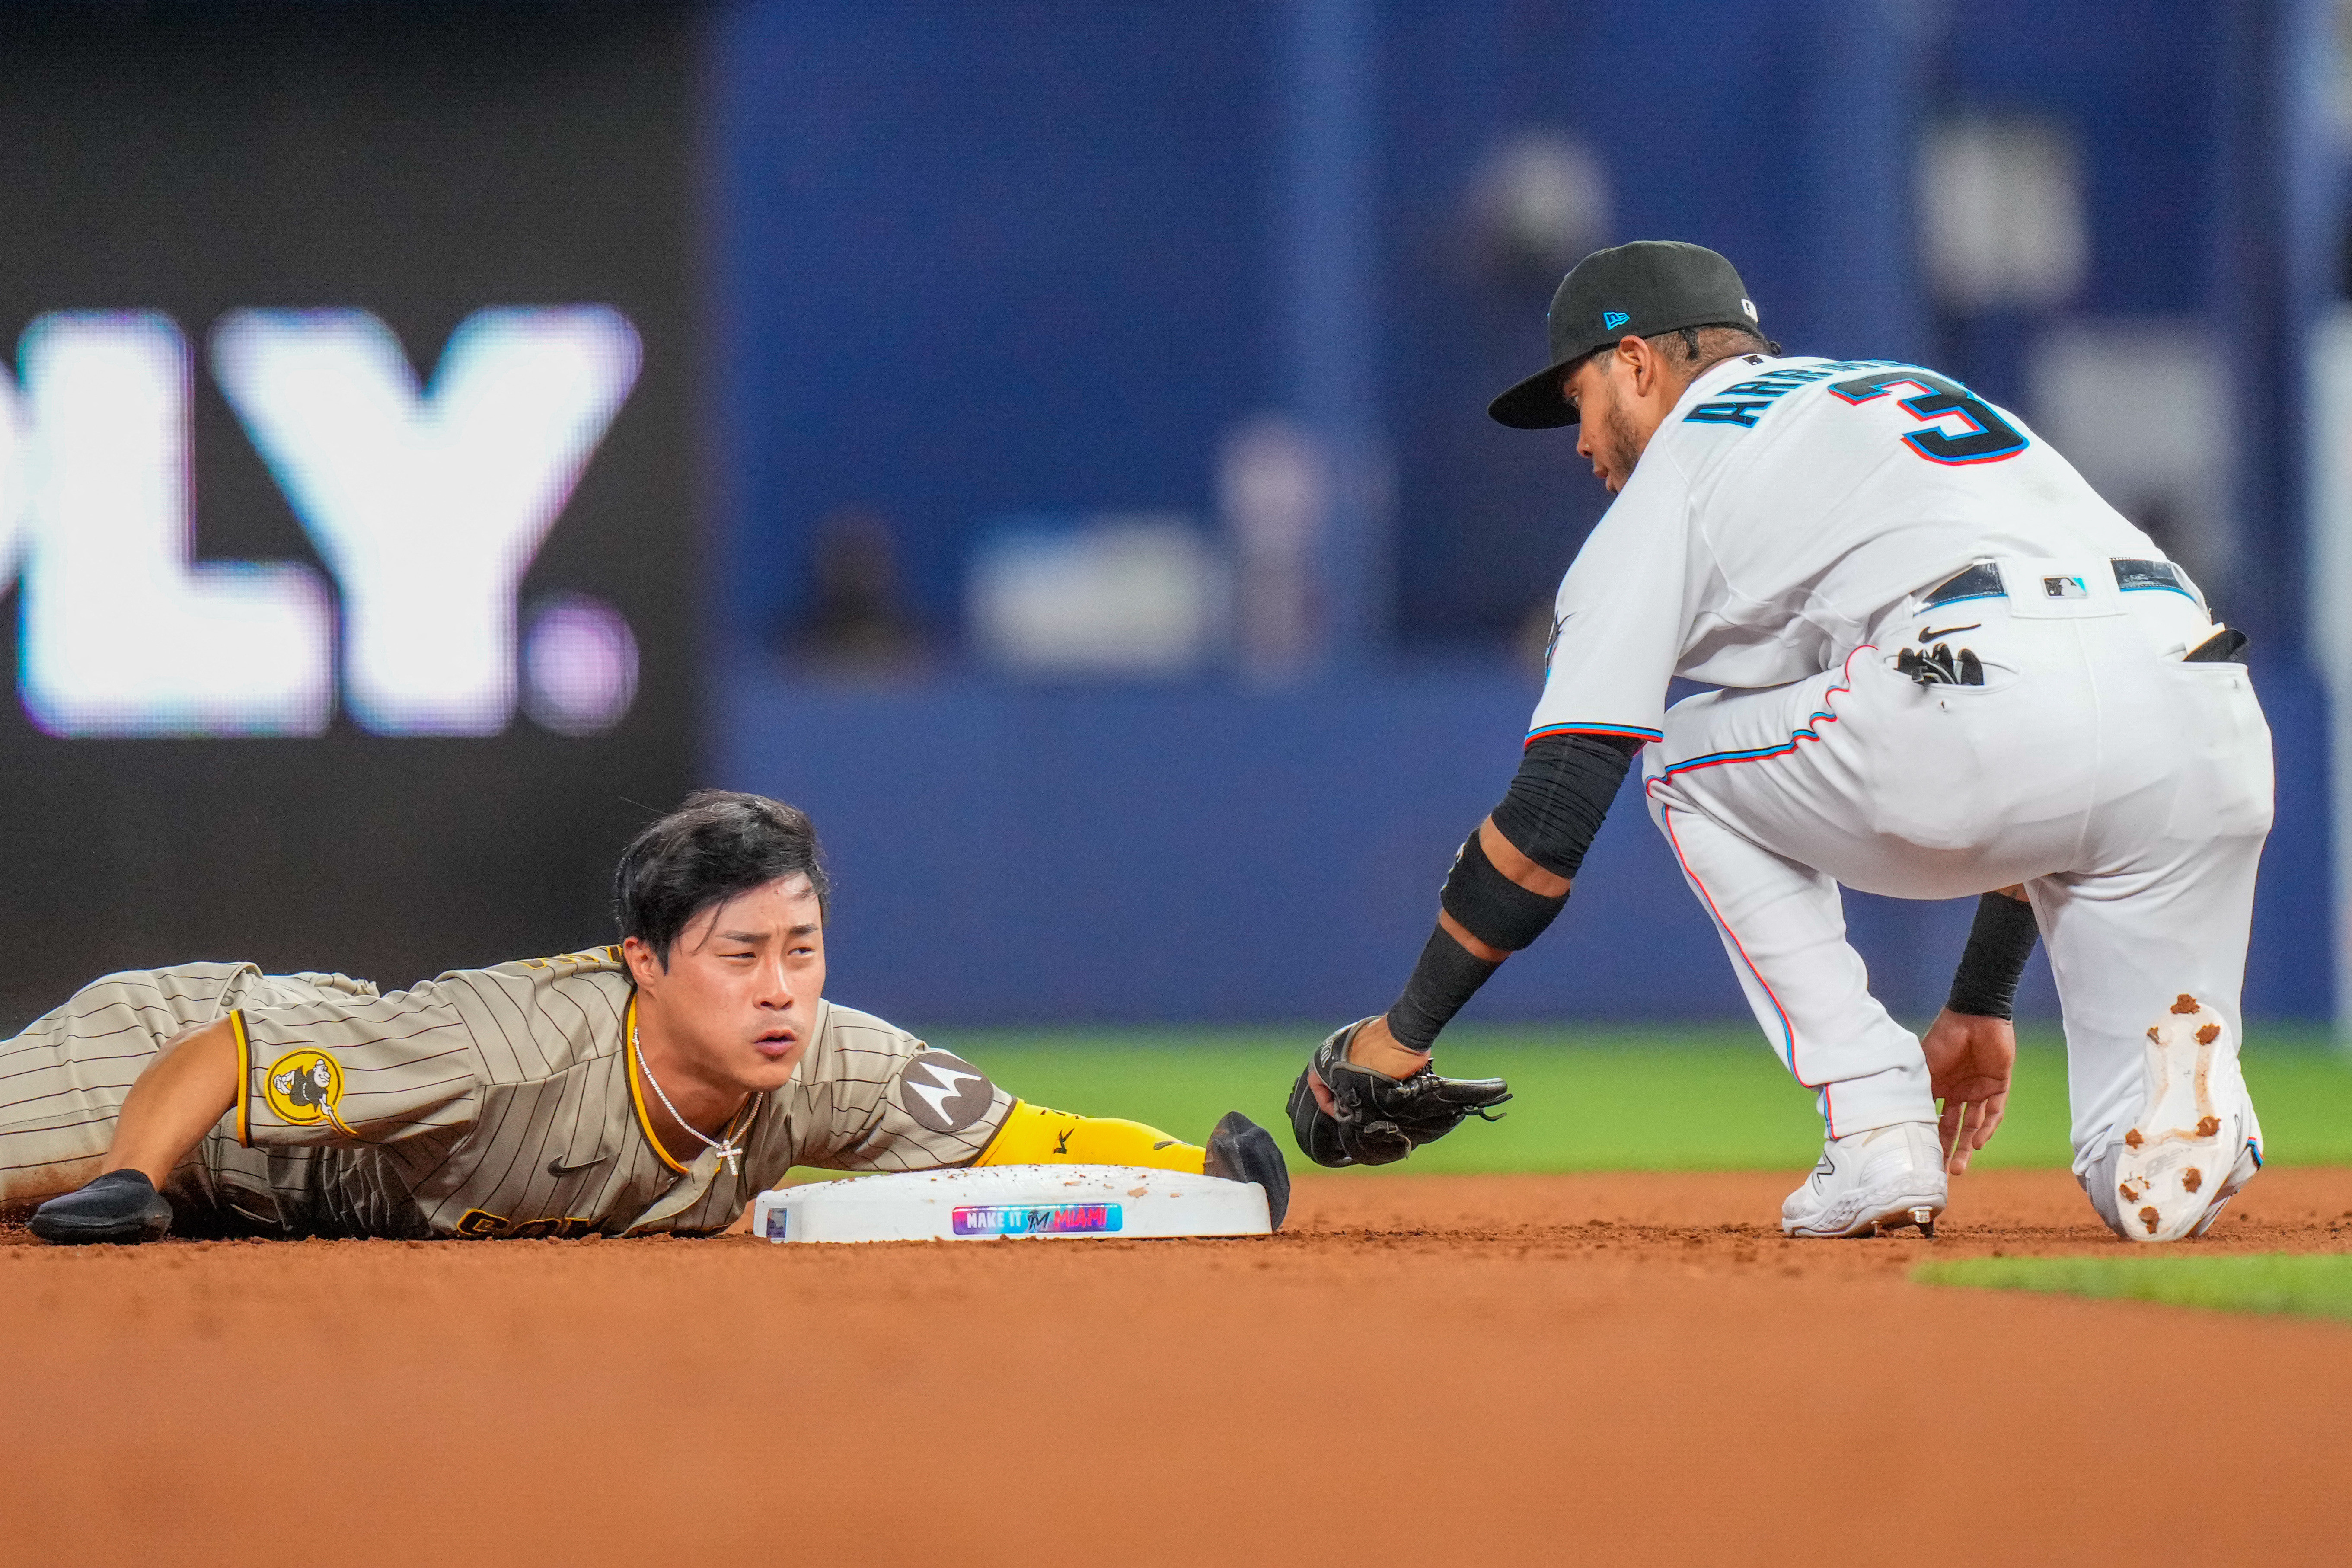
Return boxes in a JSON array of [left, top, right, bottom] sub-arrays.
[[897, 1050, 996, 1134], [264, 1048, 345, 1127], [1545, 611, 1572, 675]]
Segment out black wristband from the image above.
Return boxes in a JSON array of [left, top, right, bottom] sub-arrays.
[[1385, 924, 1503, 1052], [1946, 892, 2039, 1020], [1439, 830, 1569, 952]]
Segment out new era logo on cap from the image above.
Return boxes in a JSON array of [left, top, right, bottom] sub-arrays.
[[1602, 310, 1629, 331], [1741, 298, 1757, 320]]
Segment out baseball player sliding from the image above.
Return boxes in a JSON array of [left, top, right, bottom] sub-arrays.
[[11, 791, 1289, 1243], [1289, 241, 2270, 1244]]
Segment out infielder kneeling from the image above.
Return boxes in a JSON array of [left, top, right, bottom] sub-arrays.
[[13, 791, 1287, 1244], [1289, 241, 2268, 1244]]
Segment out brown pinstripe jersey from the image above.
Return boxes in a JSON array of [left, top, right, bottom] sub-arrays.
[[0, 948, 1012, 1238]]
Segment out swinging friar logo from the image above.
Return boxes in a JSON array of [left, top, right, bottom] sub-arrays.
[[0, 306, 643, 739], [896, 1051, 997, 1134]]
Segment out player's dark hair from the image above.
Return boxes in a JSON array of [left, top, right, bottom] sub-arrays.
[[612, 790, 831, 964], [1566, 322, 1780, 390], [1656, 322, 1781, 366]]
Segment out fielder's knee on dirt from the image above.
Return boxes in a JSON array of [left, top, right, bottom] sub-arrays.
[[973, 1101, 1206, 1173]]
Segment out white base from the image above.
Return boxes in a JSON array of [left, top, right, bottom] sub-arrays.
[[752, 1163, 1271, 1244]]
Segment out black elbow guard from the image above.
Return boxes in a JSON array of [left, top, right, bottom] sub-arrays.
[[1439, 830, 1568, 952]]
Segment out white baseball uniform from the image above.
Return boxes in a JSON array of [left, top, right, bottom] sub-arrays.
[[1531, 354, 2272, 1178]]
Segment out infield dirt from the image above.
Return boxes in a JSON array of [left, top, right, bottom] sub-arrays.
[[4, 1167, 2348, 1565]]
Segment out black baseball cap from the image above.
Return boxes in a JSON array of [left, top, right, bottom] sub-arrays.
[[1487, 241, 1763, 429]]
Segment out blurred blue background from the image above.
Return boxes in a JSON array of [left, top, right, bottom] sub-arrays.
[[707, 0, 2341, 1028], [0, 0, 2340, 1038]]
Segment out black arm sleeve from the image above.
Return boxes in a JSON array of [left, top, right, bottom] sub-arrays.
[[1384, 732, 1644, 1052], [1385, 926, 1503, 1052], [1488, 732, 1642, 879], [1946, 892, 2039, 1020]]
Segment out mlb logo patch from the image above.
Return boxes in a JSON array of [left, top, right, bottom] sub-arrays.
[[1602, 310, 1629, 331], [2043, 575, 2089, 599]]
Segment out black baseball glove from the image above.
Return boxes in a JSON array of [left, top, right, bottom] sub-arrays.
[[1286, 1017, 1512, 1168]]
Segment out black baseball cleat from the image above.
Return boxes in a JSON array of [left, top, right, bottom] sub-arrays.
[[1203, 1111, 1291, 1231], [28, 1169, 174, 1245]]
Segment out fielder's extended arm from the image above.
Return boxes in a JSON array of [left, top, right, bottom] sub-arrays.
[[1290, 732, 1642, 1166], [1387, 732, 1643, 1054]]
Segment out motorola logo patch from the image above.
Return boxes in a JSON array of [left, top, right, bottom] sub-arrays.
[[897, 1051, 996, 1133]]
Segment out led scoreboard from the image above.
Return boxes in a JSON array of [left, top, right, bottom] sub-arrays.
[[0, 4, 698, 1023]]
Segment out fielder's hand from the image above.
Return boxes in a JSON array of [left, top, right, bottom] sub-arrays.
[[1286, 1018, 1512, 1167], [1921, 1006, 2014, 1175]]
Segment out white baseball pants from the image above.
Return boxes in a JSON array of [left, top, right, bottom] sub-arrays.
[[1641, 559, 2272, 1174]]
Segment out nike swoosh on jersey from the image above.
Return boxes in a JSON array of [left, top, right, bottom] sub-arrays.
[[546, 1154, 612, 1177], [1917, 622, 1981, 642]]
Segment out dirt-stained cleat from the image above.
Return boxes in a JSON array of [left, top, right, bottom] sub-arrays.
[[28, 1169, 174, 1245], [1204, 1111, 1290, 1230], [2112, 995, 2248, 1243], [1781, 1121, 1948, 1239], [2189, 1132, 2264, 1237]]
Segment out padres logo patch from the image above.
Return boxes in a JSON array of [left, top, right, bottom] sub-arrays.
[[264, 1049, 345, 1126], [896, 1051, 996, 1134]]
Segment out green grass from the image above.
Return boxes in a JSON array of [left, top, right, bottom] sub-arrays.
[[914, 1023, 2352, 1173], [1916, 1254, 2352, 1322]]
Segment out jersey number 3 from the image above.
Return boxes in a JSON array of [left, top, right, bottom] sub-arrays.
[[1828, 370, 2028, 466]]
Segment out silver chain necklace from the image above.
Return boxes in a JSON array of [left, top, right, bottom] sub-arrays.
[[631, 1021, 759, 1177]]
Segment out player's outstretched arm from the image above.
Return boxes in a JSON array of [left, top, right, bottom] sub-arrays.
[[29, 1018, 239, 1244], [973, 1102, 1290, 1227], [1289, 732, 1641, 1166]]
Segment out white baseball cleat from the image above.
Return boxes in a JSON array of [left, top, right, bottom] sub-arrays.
[[1781, 1121, 1949, 1239], [2110, 994, 2250, 1243]]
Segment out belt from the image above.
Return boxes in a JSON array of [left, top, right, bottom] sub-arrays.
[[1920, 558, 2201, 610]]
